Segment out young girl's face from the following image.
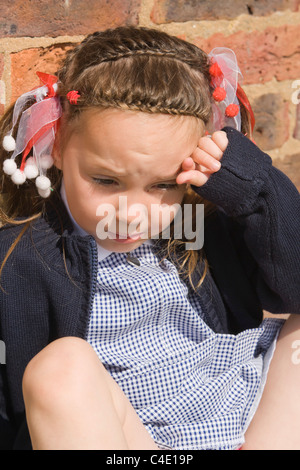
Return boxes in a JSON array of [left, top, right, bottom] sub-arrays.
[[54, 108, 203, 252]]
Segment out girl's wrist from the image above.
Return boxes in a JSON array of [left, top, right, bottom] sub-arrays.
[[192, 128, 272, 216]]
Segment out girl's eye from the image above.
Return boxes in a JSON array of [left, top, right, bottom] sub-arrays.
[[93, 178, 117, 186], [92, 179, 178, 190], [154, 183, 179, 190]]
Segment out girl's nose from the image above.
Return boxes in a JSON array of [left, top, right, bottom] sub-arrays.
[[115, 194, 149, 234]]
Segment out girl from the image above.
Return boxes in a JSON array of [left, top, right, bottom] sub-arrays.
[[0, 26, 299, 451]]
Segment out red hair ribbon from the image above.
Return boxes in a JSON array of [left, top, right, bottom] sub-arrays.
[[36, 72, 58, 98], [20, 121, 59, 172], [19, 72, 60, 171], [236, 84, 255, 132]]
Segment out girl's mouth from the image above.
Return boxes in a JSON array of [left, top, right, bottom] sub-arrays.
[[106, 231, 146, 243]]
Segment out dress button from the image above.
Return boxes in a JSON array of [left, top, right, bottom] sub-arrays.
[[126, 255, 140, 267]]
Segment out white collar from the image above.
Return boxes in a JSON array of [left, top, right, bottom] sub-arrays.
[[60, 178, 152, 262]]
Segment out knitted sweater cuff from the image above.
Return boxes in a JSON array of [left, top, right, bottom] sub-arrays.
[[192, 127, 273, 217]]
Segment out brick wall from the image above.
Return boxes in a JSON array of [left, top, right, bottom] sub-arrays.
[[0, 0, 299, 189]]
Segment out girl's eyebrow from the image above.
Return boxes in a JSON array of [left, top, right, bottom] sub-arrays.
[[92, 166, 182, 181], [155, 173, 180, 182], [154, 167, 183, 181]]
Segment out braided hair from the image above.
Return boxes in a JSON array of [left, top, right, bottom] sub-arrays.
[[57, 26, 212, 122], [0, 26, 217, 288]]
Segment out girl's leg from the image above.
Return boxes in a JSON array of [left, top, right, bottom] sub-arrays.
[[243, 314, 300, 450], [22, 337, 158, 450]]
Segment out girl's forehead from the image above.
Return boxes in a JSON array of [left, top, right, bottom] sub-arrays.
[[61, 109, 204, 181], [80, 110, 201, 163], [78, 108, 203, 139], [64, 109, 202, 179]]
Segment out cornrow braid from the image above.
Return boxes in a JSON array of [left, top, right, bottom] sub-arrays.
[[56, 26, 212, 121], [58, 27, 210, 81]]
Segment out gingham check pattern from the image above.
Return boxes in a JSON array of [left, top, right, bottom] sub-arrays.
[[87, 243, 284, 450]]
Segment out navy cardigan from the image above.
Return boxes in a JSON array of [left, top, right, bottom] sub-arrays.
[[0, 128, 299, 449]]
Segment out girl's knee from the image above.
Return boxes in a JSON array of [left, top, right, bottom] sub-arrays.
[[22, 337, 99, 408]]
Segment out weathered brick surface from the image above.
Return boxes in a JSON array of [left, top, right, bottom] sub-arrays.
[[273, 153, 300, 190], [10, 45, 73, 102], [194, 25, 300, 84], [293, 102, 300, 139], [0, 54, 4, 115], [251, 93, 290, 150], [0, 0, 141, 38], [1, 0, 299, 171], [151, 0, 299, 23]]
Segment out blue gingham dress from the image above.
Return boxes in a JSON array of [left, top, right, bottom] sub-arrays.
[[87, 242, 284, 450]]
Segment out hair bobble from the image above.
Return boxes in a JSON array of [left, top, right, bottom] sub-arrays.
[[208, 47, 255, 133], [212, 87, 227, 102], [209, 47, 242, 132], [209, 62, 223, 80], [225, 103, 240, 118], [67, 90, 81, 105]]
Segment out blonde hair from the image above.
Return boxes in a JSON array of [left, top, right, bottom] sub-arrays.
[[0, 26, 251, 288]]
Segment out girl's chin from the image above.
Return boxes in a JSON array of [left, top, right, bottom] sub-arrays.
[[97, 236, 149, 252]]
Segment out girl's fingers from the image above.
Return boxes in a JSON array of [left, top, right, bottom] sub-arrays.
[[176, 169, 209, 186], [177, 131, 228, 188], [192, 147, 221, 172], [196, 131, 228, 160], [180, 157, 195, 171], [211, 130, 228, 152], [196, 136, 223, 161], [180, 157, 211, 176], [178, 155, 219, 187]]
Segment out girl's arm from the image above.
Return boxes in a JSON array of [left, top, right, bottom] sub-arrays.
[[178, 127, 300, 314]]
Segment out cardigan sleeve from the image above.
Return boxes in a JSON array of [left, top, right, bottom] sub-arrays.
[[193, 127, 300, 314]]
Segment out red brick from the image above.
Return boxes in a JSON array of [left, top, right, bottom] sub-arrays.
[[0, 54, 3, 76], [251, 93, 290, 150], [0, 54, 4, 115], [0, 0, 141, 38], [10, 45, 73, 103], [151, 0, 299, 23], [194, 25, 300, 84]]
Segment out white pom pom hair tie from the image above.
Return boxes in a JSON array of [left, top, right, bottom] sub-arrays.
[[2, 72, 62, 197], [3, 134, 16, 152]]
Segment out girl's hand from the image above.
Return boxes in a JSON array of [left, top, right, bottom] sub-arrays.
[[177, 131, 228, 187]]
